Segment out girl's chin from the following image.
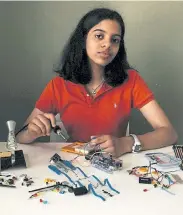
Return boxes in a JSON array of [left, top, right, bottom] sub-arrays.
[[92, 59, 112, 67]]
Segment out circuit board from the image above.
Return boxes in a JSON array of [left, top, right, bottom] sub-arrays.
[[145, 152, 181, 167], [91, 155, 122, 173]]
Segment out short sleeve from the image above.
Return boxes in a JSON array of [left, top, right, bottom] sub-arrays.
[[131, 71, 155, 109], [35, 79, 58, 114]]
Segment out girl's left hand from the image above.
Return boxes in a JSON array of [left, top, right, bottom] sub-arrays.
[[90, 135, 131, 157]]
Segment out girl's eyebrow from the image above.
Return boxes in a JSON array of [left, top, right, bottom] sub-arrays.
[[92, 29, 121, 38]]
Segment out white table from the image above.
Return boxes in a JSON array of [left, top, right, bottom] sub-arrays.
[[0, 142, 182, 215]]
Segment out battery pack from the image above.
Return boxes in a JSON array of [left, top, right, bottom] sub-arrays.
[[139, 177, 152, 184]]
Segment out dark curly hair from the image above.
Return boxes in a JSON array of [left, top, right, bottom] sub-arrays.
[[55, 8, 131, 87]]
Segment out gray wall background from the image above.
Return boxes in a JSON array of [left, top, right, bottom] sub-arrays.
[[0, 1, 182, 143]]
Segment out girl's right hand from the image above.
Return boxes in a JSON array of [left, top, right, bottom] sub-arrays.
[[27, 113, 56, 138]]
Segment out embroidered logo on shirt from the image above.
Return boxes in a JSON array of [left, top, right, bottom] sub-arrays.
[[114, 103, 117, 108]]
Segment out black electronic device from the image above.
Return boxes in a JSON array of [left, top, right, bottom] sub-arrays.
[[0, 150, 26, 170], [139, 177, 152, 184], [73, 186, 88, 196]]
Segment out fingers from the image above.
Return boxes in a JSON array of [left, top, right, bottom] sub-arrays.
[[28, 123, 43, 138], [28, 113, 56, 138], [90, 135, 108, 145], [102, 147, 115, 155], [44, 113, 56, 128], [97, 141, 109, 150], [31, 117, 47, 135], [36, 114, 51, 135], [90, 135, 116, 156]]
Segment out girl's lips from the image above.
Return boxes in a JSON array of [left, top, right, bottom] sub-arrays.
[[98, 51, 111, 58]]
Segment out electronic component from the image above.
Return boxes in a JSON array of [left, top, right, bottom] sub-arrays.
[[73, 186, 88, 196], [50, 153, 68, 172], [0, 173, 17, 188], [50, 153, 76, 171], [145, 152, 181, 168], [0, 150, 26, 170], [90, 154, 122, 173], [85, 149, 101, 160], [139, 177, 152, 184], [19, 174, 34, 187]]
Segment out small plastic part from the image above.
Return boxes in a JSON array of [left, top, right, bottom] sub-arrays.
[[102, 190, 113, 197], [48, 165, 76, 186], [63, 160, 76, 170], [68, 187, 74, 193], [88, 184, 106, 201], [20, 174, 34, 187], [48, 165, 62, 175], [44, 178, 56, 184], [39, 199, 48, 204]]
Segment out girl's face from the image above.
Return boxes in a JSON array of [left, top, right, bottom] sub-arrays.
[[86, 19, 121, 68]]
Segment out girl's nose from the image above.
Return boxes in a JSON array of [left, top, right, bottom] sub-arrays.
[[101, 40, 111, 49]]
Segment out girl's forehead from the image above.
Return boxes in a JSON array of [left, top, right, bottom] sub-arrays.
[[89, 19, 121, 35]]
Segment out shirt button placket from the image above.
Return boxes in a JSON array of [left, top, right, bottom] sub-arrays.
[[86, 94, 92, 107]]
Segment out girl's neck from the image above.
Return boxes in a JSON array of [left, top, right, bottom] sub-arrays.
[[89, 61, 105, 85]]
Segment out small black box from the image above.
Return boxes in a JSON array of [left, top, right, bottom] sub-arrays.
[[139, 177, 152, 184], [73, 186, 88, 196]]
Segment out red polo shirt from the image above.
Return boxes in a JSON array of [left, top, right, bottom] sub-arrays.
[[35, 70, 154, 142]]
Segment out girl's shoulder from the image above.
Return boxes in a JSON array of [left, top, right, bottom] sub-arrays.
[[127, 69, 139, 79], [51, 76, 64, 84], [123, 69, 140, 86]]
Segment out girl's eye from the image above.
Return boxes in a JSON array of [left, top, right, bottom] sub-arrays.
[[112, 38, 120, 44], [95, 34, 103, 39]]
